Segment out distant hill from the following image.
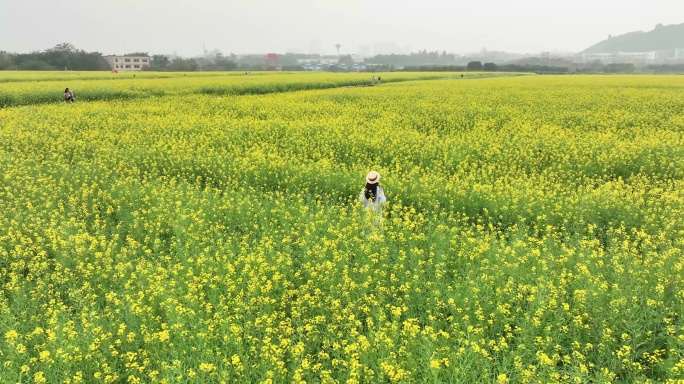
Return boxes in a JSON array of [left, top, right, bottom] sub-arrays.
[[583, 23, 684, 53]]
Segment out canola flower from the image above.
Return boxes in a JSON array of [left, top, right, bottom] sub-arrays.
[[0, 71, 483, 108], [0, 73, 683, 383], [0, 70, 247, 83]]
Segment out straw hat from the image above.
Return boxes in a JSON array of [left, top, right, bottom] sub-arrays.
[[366, 171, 380, 184]]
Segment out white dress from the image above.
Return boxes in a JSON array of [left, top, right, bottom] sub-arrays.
[[359, 186, 386, 212]]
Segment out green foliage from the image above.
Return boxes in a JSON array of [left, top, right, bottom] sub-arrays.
[[603, 63, 636, 73], [644, 64, 684, 74], [0, 52, 15, 70], [7, 43, 109, 71], [199, 56, 238, 71], [149, 55, 170, 71], [467, 61, 483, 71], [338, 55, 355, 65], [483, 62, 498, 71], [279, 53, 301, 68], [124, 52, 149, 57], [366, 50, 459, 67], [167, 58, 199, 72]]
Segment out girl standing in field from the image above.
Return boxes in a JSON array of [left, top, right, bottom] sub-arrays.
[[359, 171, 387, 230]]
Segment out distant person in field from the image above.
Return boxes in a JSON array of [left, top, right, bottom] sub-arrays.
[[64, 88, 74, 102], [377, 76, 381, 85], [371, 76, 376, 86]]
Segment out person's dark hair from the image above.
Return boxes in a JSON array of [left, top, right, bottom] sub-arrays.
[[364, 183, 378, 202], [65, 88, 69, 92]]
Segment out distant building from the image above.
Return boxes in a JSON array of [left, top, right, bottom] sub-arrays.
[[105, 55, 151, 71], [582, 53, 615, 63], [675, 49, 684, 61], [583, 51, 657, 64], [655, 50, 671, 61], [297, 57, 339, 66], [618, 51, 656, 62], [349, 54, 365, 64], [265, 53, 279, 68], [296, 55, 369, 71]]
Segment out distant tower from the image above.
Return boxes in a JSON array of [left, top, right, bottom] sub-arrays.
[[335, 44, 341, 56]]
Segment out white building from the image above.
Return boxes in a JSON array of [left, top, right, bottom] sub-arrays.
[[582, 53, 614, 63], [618, 51, 656, 62], [583, 51, 658, 64], [349, 54, 365, 64], [104, 56, 151, 71], [675, 49, 684, 61], [297, 57, 339, 65]]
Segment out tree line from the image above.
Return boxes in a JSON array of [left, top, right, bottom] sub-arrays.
[[0, 43, 110, 71], [403, 61, 684, 74], [2, 44, 683, 74]]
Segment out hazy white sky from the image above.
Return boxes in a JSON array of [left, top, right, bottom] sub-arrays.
[[1, 0, 682, 56]]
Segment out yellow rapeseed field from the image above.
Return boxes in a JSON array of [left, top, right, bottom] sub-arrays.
[[0, 72, 491, 108], [0, 73, 683, 383]]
